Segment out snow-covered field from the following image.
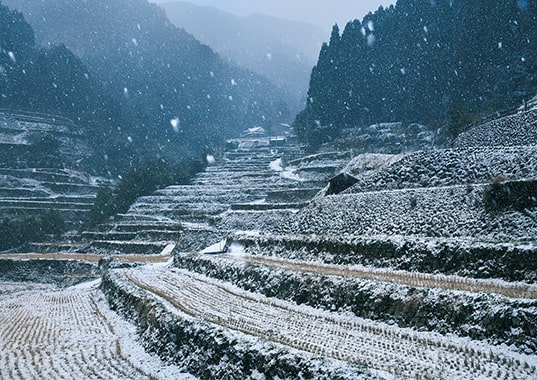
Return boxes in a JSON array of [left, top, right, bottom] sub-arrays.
[[345, 145, 537, 194], [3, 116, 537, 379], [455, 108, 537, 148], [0, 114, 112, 230], [113, 264, 537, 380], [0, 280, 195, 380], [176, 250, 537, 354]]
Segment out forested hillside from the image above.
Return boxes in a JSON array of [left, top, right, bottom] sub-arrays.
[[160, 1, 325, 113], [295, 0, 537, 146], [0, 4, 117, 131], [3, 0, 289, 172]]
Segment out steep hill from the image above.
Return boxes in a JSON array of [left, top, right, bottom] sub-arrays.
[[0, 3, 114, 237], [294, 0, 537, 147], [3, 0, 290, 169], [159, 1, 326, 112], [0, 110, 112, 236], [3, 120, 537, 378], [0, 2, 119, 150]]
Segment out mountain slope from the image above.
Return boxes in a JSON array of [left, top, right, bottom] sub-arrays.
[[159, 1, 326, 112], [294, 0, 537, 147], [3, 0, 290, 165], [0, 3, 117, 131]]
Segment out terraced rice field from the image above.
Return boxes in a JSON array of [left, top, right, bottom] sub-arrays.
[[214, 253, 537, 299], [123, 265, 537, 380], [0, 253, 173, 264], [0, 282, 193, 380]]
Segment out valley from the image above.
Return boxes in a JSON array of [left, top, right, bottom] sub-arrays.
[[2, 107, 537, 378], [2, 0, 537, 378]]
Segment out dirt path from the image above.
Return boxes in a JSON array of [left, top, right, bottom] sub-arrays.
[[211, 253, 537, 299], [124, 266, 537, 380], [0, 252, 172, 264]]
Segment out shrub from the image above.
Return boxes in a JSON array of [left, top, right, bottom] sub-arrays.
[[0, 210, 66, 251], [86, 186, 116, 228], [484, 179, 537, 212], [85, 158, 205, 227]]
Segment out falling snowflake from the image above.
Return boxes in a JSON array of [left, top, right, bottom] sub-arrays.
[[206, 154, 216, 164], [170, 117, 180, 133], [367, 34, 376, 47]]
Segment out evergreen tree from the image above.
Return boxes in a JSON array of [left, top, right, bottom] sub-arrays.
[[294, 0, 537, 147]]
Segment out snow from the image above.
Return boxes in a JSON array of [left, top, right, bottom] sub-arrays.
[[0, 280, 196, 380], [4, 123, 537, 378], [367, 34, 376, 47], [68, 278, 101, 289], [455, 109, 537, 148], [269, 158, 283, 172], [200, 239, 227, 254], [227, 241, 246, 256], [206, 154, 216, 164], [268, 158, 303, 181], [160, 243, 176, 256], [170, 117, 180, 133], [111, 265, 537, 379]]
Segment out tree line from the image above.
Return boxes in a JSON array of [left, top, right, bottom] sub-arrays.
[[295, 0, 537, 147]]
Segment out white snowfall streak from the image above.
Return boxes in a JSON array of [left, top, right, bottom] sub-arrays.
[[0, 283, 193, 380], [125, 266, 537, 380]]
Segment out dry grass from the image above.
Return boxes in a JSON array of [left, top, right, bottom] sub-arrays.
[[0, 287, 157, 379], [124, 267, 537, 380], [217, 254, 537, 299], [0, 253, 171, 264]]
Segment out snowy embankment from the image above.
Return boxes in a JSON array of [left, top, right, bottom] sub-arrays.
[[345, 145, 537, 194], [101, 268, 371, 380], [103, 264, 537, 380], [230, 231, 537, 283], [176, 252, 537, 354], [0, 281, 193, 380], [0, 113, 113, 231], [0, 258, 99, 286], [455, 109, 537, 148], [277, 184, 537, 243]]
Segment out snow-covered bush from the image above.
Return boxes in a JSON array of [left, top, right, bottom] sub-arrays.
[[483, 179, 537, 212]]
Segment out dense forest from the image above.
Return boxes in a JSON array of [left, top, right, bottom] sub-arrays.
[[295, 0, 537, 147]]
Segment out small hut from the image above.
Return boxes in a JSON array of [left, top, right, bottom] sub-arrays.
[[326, 172, 359, 195]]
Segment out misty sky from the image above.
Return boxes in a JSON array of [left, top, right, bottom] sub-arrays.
[[152, 0, 396, 30]]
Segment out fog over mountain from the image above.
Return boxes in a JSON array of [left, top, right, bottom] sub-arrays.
[[159, 1, 326, 113], [3, 0, 290, 172], [151, 0, 396, 30]]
